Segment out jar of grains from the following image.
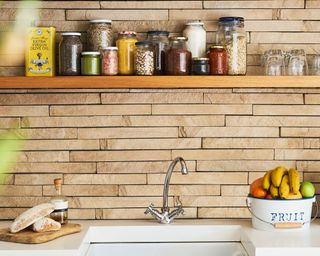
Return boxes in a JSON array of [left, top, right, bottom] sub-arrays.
[[191, 57, 209, 75], [147, 31, 169, 75], [101, 47, 118, 75], [116, 31, 138, 75], [87, 20, 113, 51], [81, 52, 101, 75], [183, 21, 206, 58], [216, 17, 246, 75], [59, 32, 83, 76], [134, 42, 155, 76], [165, 36, 192, 75], [208, 45, 228, 75]]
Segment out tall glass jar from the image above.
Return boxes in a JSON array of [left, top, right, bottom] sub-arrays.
[[147, 31, 169, 75], [208, 45, 228, 75], [165, 36, 191, 75], [116, 31, 138, 75], [101, 47, 118, 76], [87, 19, 113, 51], [59, 32, 83, 76], [81, 52, 101, 75], [134, 42, 155, 76], [216, 17, 246, 75], [183, 21, 206, 58]]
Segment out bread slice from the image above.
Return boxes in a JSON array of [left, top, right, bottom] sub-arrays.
[[10, 203, 55, 233], [32, 217, 61, 233]]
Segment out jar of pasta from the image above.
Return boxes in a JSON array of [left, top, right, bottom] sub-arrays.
[[116, 31, 138, 75], [87, 20, 113, 51]]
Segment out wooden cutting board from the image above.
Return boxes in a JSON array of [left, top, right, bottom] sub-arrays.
[[0, 223, 81, 244]]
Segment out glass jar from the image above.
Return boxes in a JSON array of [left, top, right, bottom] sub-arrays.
[[59, 32, 83, 76], [101, 47, 118, 76], [165, 36, 191, 75], [183, 21, 206, 58], [208, 45, 228, 75], [147, 31, 169, 75], [50, 178, 68, 225], [87, 19, 113, 51], [216, 17, 246, 75], [81, 52, 101, 75], [116, 31, 138, 75], [135, 42, 155, 76], [192, 57, 209, 75]]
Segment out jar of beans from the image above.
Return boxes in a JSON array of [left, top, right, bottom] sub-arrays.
[[165, 36, 191, 75], [191, 57, 209, 75], [59, 32, 83, 76], [116, 31, 138, 75], [208, 45, 228, 75], [134, 42, 155, 76], [81, 52, 101, 75], [101, 47, 118, 76], [87, 20, 113, 51]]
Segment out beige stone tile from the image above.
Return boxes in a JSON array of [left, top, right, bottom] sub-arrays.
[[204, 93, 303, 104], [15, 174, 62, 185], [1, 1, 100, 8], [221, 185, 249, 196], [275, 149, 320, 160], [148, 172, 247, 185], [0, 9, 65, 20], [66, 10, 168, 21], [203, 138, 303, 149], [182, 127, 279, 138], [0, 174, 14, 185], [204, 0, 303, 8], [0, 118, 19, 128], [43, 185, 118, 196], [198, 207, 250, 218], [0, 106, 48, 117], [18, 151, 69, 163], [253, 105, 320, 116], [0, 207, 27, 219], [97, 161, 196, 173], [303, 139, 320, 149], [281, 9, 320, 19], [13, 162, 96, 173], [282, 128, 320, 138], [248, 172, 265, 183], [197, 160, 296, 172], [180, 196, 246, 207], [306, 0, 320, 8], [69, 209, 96, 220], [305, 94, 320, 104], [304, 173, 320, 183], [248, 43, 320, 55], [172, 149, 274, 160], [0, 185, 42, 196], [0, 197, 50, 207], [298, 161, 320, 172], [119, 185, 220, 196], [152, 104, 252, 115], [21, 128, 77, 139], [251, 32, 320, 44], [64, 174, 146, 185], [0, 67, 24, 76], [50, 105, 151, 116], [100, 1, 202, 9], [23, 139, 99, 150]]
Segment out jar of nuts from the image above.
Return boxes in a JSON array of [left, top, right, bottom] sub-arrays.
[[87, 20, 113, 51], [134, 41, 155, 76]]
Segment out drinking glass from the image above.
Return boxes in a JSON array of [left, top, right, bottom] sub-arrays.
[[287, 49, 308, 76], [311, 55, 320, 75], [262, 49, 285, 76]]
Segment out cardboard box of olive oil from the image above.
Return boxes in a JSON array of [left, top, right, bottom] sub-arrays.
[[25, 27, 56, 76]]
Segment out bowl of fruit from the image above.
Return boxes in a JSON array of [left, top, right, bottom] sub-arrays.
[[247, 166, 317, 232]]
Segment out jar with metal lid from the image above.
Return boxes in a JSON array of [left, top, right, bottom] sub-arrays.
[[135, 42, 155, 76], [191, 57, 209, 75], [87, 19, 113, 51], [147, 31, 169, 75], [101, 47, 118, 76], [165, 36, 192, 75], [116, 31, 138, 75], [59, 32, 83, 76], [81, 51, 101, 75], [208, 45, 228, 75], [216, 17, 246, 75], [183, 21, 206, 58]]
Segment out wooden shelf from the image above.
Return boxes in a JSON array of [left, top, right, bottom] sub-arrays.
[[0, 76, 319, 89]]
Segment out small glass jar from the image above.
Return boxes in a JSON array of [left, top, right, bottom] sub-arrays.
[[81, 52, 101, 75], [50, 178, 68, 225], [116, 31, 138, 75], [147, 31, 169, 75], [134, 42, 155, 76], [216, 17, 246, 75], [183, 21, 206, 58], [101, 47, 118, 76], [165, 36, 192, 76], [208, 45, 228, 75], [59, 32, 83, 76], [87, 19, 113, 51], [192, 57, 209, 75]]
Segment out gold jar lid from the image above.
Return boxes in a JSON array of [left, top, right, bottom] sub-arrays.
[[209, 45, 225, 49], [192, 57, 209, 61]]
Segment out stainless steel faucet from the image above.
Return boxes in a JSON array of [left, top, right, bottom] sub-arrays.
[[145, 157, 188, 224]]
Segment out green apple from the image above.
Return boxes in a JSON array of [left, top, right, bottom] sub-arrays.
[[300, 181, 315, 198]]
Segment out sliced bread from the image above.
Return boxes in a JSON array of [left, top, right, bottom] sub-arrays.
[[32, 217, 61, 233]]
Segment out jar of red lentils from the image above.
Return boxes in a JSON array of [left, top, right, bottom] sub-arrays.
[[208, 45, 228, 75], [101, 47, 118, 76]]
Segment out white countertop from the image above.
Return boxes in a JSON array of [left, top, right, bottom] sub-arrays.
[[1, 219, 320, 256]]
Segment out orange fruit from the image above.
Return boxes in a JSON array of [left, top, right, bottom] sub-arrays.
[[252, 187, 267, 198], [250, 177, 267, 198], [265, 193, 272, 199]]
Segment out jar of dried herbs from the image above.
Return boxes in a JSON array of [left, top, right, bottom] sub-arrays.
[[59, 32, 83, 76], [81, 52, 101, 75], [87, 20, 113, 51]]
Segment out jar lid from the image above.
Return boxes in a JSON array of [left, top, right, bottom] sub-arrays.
[[102, 47, 118, 51], [81, 51, 101, 56], [218, 17, 244, 23], [209, 45, 225, 49], [169, 36, 188, 41], [119, 31, 137, 35], [90, 19, 112, 24], [186, 21, 204, 26], [147, 30, 169, 36], [193, 57, 209, 61], [135, 41, 153, 46], [61, 32, 81, 36]]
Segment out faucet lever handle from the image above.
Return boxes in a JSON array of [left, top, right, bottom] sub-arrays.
[[174, 196, 183, 207], [144, 203, 155, 215]]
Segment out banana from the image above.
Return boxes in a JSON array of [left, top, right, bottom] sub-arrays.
[[288, 168, 300, 194], [271, 166, 287, 187], [262, 170, 272, 190], [279, 174, 290, 199], [270, 184, 279, 198]]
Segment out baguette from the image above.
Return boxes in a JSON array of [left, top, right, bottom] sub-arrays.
[[10, 203, 55, 233], [32, 217, 61, 233]]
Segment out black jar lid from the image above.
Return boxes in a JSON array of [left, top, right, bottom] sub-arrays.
[[147, 31, 169, 36], [218, 17, 244, 24], [135, 41, 153, 46]]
